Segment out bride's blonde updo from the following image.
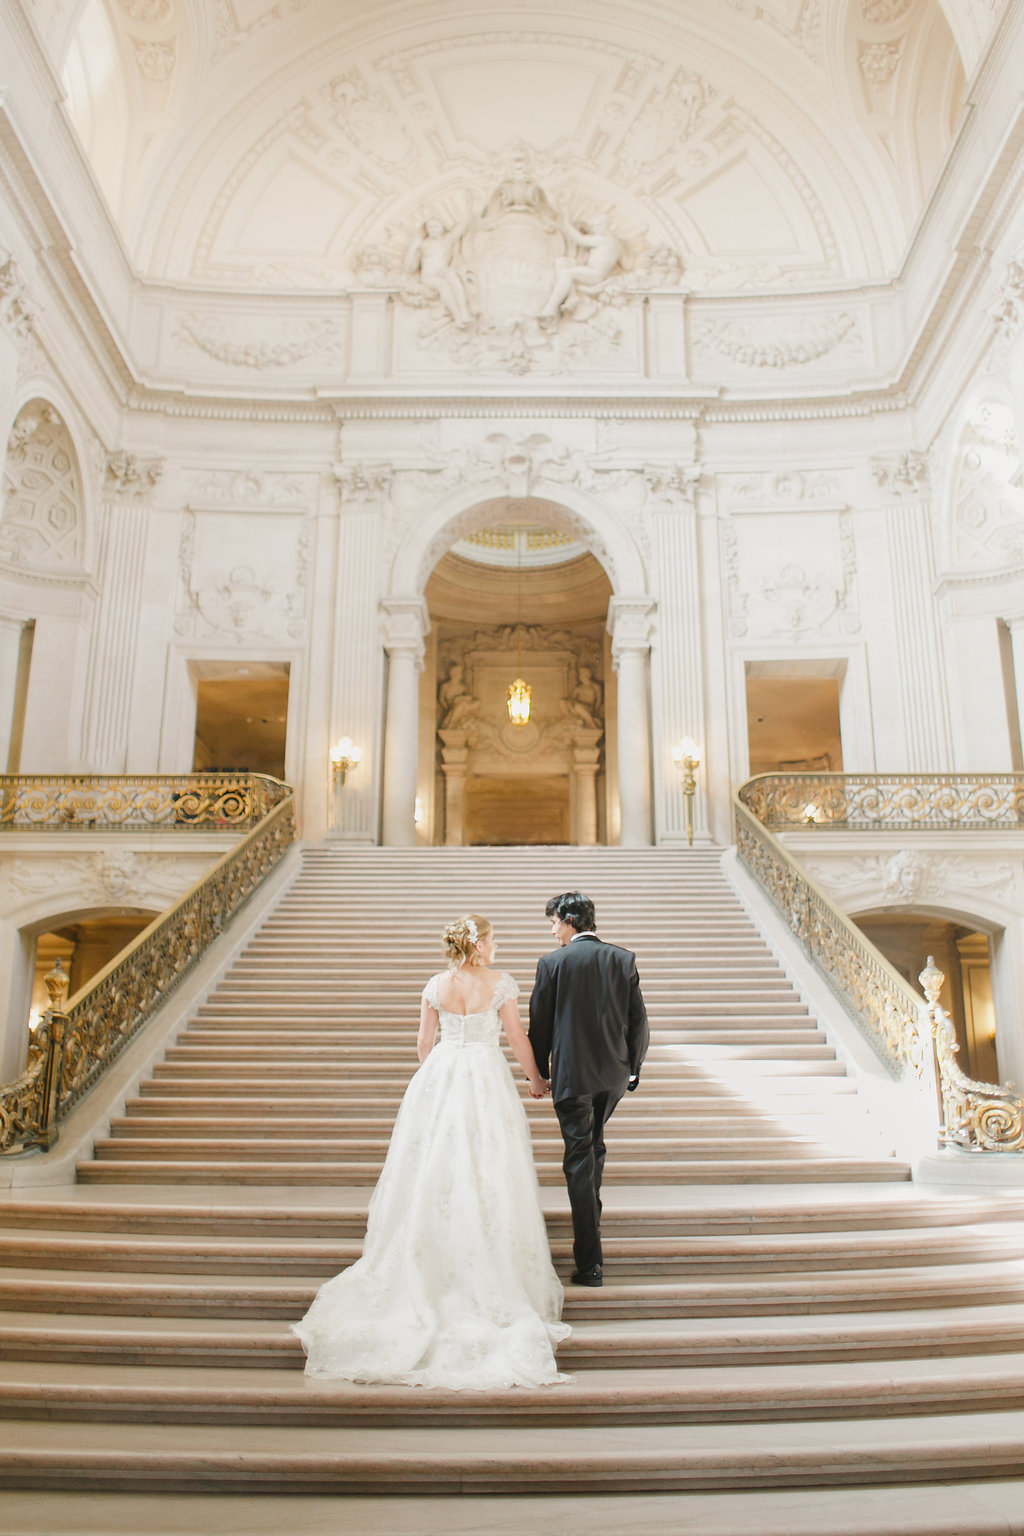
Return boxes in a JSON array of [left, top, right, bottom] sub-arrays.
[[442, 913, 492, 970]]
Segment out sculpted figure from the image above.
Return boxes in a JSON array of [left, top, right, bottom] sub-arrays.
[[404, 217, 473, 327], [565, 667, 603, 730], [480, 143, 557, 230], [540, 214, 623, 323], [438, 661, 480, 729]]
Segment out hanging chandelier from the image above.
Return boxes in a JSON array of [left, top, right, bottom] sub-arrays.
[[506, 528, 532, 727], [506, 676, 532, 727]]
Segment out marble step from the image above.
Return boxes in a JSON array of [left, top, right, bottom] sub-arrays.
[[7, 1355, 1024, 1429], [6, 1305, 1024, 1369], [9, 1190, 1008, 1237], [3, 1259, 1021, 1319], [3, 1412, 1024, 1493], [0, 1224, 1009, 1277], [75, 1158, 912, 1185], [8, 1483, 1024, 1536]]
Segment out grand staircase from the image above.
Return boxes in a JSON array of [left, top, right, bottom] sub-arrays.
[[3, 845, 1024, 1534]]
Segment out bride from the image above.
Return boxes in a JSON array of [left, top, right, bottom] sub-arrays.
[[291, 912, 571, 1388]]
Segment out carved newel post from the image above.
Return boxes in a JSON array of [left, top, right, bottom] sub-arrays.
[[571, 729, 602, 845], [380, 598, 429, 846], [608, 597, 656, 847], [438, 731, 470, 845]]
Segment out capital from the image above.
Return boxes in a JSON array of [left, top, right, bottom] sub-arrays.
[[607, 596, 656, 661], [380, 595, 430, 665]]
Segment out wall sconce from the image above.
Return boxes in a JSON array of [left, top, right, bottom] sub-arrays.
[[671, 736, 702, 847], [414, 797, 424, 825], [330, 737, 362, 787], [803, 803, 819, 825]]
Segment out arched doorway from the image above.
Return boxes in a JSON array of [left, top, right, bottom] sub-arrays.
[[379, 483, 654, 847], [424, 500, 614, 845]]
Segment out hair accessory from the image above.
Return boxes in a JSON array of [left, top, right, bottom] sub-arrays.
[[466, 919, 479, 944]]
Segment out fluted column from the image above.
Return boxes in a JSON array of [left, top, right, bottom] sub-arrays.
[[608, 597, 655, 847], [650, 489, 707, 844], [873, 458, 954, 771], [381, 596, 429, 846], [81, 457, 162, 770]]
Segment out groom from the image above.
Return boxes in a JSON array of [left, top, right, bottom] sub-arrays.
[[528, 891, 649, 1288]]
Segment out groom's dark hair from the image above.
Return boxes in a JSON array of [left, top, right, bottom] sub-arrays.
[[549, 891, 596, 933]]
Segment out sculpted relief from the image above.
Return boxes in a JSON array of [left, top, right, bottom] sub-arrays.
[[373, 144, 682, 375]]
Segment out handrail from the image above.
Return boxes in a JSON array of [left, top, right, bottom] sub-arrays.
[[0, 787, 295, 1156], [0, 772, 290, 831], [739, 772, 1024, 832], [734, 784, 1024, 1152]]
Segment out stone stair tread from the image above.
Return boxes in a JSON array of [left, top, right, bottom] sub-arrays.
[[5, 1484, 1024, 1536], [7, 1221, 997, 1260], [7, 1353, 1024, 1424], [5, 1302, 1024, 1362], [3, 1411, 1024, 1493], [4, 1259, 1024, 1317]]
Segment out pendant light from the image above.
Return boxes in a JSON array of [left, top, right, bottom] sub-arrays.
[[506, 527, 532, 727]]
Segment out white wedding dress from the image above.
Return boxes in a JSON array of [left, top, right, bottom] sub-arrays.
[[291, 971, 570, 1388]]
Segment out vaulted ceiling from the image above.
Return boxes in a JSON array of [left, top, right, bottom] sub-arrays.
[[44, 0, 968, 296]]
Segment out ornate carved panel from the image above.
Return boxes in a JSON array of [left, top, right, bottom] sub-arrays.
[[174, 508, 312, 643], [1, 402, 83, 573]]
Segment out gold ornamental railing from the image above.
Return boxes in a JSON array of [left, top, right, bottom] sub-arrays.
[[0, 785, 295, 1156], [0, 772, 290, 831], [739, 772, 1024, 832], [734, 785, 1024, 1153]]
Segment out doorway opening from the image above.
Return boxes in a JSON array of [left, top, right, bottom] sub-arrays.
[[422, 498, 613, 846], [189, 660, 290, 777], [855, 911, 999, 1083], [745, 660, 845, 775]]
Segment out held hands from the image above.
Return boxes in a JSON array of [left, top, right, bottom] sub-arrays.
[[528, 1076, 551, 1099]]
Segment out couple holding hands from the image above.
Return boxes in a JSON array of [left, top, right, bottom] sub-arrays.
[[293, 890, 649, 1390]]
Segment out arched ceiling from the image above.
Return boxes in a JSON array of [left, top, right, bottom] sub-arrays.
[[51, 0, 967, 294]]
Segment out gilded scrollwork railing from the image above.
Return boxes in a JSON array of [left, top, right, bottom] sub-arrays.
[[739, 772, 1024, 832], [735, 785, 1024, 1153], [0, 788, 295, 1156], [919, 958, 1024, 1151], [0, 772, 290, 831]]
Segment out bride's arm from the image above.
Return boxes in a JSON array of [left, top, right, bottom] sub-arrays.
[[417, 998, 439, 1062], [499, 998, 548, 1098]]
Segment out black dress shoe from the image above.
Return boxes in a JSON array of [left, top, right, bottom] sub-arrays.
[[570, 1264, 603, 1287]]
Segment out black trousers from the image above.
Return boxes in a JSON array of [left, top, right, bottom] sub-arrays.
[[554, 1088, 624, 1273]]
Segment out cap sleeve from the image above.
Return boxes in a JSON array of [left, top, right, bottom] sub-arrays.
[[493, 972, 520, 1011], [422, 974, 441, 1011]]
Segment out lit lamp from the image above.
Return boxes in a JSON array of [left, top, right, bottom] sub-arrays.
[[506, 676, 532, 727], [330, 737, 362, 787], [506, 528, 532, 728], [671, 736, 702, 847]]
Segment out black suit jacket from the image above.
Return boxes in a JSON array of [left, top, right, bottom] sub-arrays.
[[528, 933, 649, 1105]]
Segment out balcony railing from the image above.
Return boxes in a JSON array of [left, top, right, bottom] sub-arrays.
[[0, 772, 290, 831], [0, 777, 296, 1156], [734, 779, 1024, 1153], [739, 772, 1024, 832]]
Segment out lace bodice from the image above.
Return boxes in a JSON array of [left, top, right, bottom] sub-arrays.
[[422, 970, 519, 1046]]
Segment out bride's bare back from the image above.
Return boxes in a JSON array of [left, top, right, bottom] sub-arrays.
[[434, 965, 502, 1016]]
